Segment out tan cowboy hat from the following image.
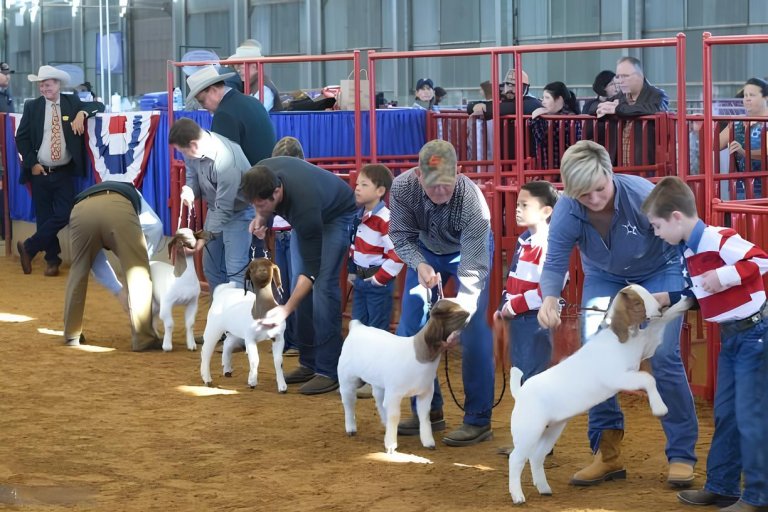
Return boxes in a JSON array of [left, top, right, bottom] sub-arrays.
[[185, 65, 235, 102], [230, 44, 263, 61], [28, 65, 70, 85]]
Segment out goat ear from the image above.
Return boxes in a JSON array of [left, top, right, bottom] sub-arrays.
[[244, 262, 253, 293], [271, 263, 282, 291], [610, 291, 631, 343]]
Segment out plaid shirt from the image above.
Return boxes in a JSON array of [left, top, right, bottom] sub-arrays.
[[389, 169, 491, 316]]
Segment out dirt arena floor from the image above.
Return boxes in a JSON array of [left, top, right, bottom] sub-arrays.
[[0, 253, 716, 511]]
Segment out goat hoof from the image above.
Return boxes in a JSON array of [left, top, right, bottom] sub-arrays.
[[249, 385, 256, 390], [278, 388, 287, 394], [204, 381, 213, 387], [224, 372, 232, 378], [347, 431, 356, 437]]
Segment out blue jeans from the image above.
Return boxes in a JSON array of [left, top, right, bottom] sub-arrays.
[[580, 261, 698, 464], [509, 312, 552, 383], [291, 212, 354, 380], [396, 242, 494, 427], [351, 276, 395, 330], [705, 318, 768, 506], [202, 209, 254, 291], [273, 230, 298, 350]]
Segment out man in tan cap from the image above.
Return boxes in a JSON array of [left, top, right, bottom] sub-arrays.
[[15, 65, 104, 276], [185, 64, 275, 166], [389, 139, 495, 447]]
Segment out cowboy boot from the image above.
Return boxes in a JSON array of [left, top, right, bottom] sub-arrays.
[[570, 429, 627, 486]]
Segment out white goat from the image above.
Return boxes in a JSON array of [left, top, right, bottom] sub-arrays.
[[199, 258, 287, 392], [149, 228, 208, 352], [507, 284, 693, 504], [338, 299, 469, 454]]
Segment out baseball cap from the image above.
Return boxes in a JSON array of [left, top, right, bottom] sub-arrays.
[[418, 140, 457, 187], [416, 78, 434, 91], [0, 62, 14, 75]]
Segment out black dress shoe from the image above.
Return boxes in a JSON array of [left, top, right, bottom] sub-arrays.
[[17, 241, 32, 274], [678, 489, 740, 507]]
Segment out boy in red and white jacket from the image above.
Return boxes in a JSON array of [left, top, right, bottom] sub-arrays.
[[494, 181, 561, 383], [347, 164, 404, 331], [643, 177, 768, 512]]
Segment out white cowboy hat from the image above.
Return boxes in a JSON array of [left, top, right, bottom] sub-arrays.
[[27, 65, 70, 85], [185, 65, 235, 102], [230, 44, 263, 61]]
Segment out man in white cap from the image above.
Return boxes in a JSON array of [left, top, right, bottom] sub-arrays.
[[15, 65, 104, 276], [185, 64, 275, 166], [229, 39, 283, 113]]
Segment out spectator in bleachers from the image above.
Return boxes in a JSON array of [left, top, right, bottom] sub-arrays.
[[583, 70, 618, 147], [718, 77, 768, 199], [467, 68, 542, 119], [229, 39, 283, 113], [537, 140, 699, 489], [467, 69, 542, 161], [412, 77, 436, 110], [596, 57, 668, 167], [583, 70, 617, 117], [186, 65, 276, 166], [434, 86, 447, 107], [531, 81, 582, 170]]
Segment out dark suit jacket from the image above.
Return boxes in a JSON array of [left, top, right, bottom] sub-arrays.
[[15, 93, 104, 184], [211, 89, 276, 165]]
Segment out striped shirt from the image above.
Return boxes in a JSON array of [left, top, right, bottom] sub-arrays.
[[349, 201, 404, 284], [389, 169, 491, 316], [502, 230, 547, 314], [680, 220, 768, 322]]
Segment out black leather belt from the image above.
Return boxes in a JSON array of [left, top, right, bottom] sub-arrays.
[[356, 265, 381, 279], [720, 301, 768, 339], [41, 165, 65, 174], [86, 190, 114, 199]]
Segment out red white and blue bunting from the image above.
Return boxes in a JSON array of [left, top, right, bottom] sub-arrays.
[[86, 111, 160, 187]]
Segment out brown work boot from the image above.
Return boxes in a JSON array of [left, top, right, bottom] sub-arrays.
[[570, 429, 627, 486], [17, 241, 32, 274]]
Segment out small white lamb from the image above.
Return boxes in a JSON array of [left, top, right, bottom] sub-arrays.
[[338, 299, 469, 454], [149, 228, 208, 352], [507, 284, 693, 504], [199, 258, 287, 392]]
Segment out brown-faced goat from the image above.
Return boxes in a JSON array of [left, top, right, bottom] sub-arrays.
[[338, 299, 469, 454], [507, 284, 693, 504], [149, 228, 208, 352], [199, 258, 287, 392]]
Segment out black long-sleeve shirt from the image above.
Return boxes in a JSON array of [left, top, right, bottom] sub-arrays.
[[258, 157, 356, 280]]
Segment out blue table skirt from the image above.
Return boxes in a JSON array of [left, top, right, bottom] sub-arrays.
[[4, 108, 425, 234]]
